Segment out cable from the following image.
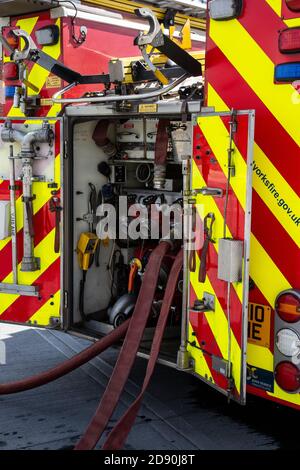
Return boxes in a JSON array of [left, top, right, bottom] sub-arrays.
[[110, 249, 122, 299], [223, 109, 237, 238], [79, 270, 87, 321], [87, 182, 102, 266], [108, 239, 116, 278], [55, 1, 87, 45]]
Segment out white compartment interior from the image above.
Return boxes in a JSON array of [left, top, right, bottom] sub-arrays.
[[71, 117, 188, 354]]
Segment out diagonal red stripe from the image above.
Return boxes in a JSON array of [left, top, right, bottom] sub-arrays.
[[193, 117, 272, 320], [218, 111, 300, 291], [193, 123, 245, 241], [238, 0, 300, 65], [8, 13, 47, 79], [193, 208, 243, 344], [6, 13, 61, 116], [0, 257, 60, 322], [0, 197, 57, 282], [252, 191, 300, 286], [205, 37, 300, 198], [189, 284, 228, 392]]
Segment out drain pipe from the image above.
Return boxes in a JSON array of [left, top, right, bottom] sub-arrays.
[[8, 145, 18, 284], [177, 157, 192, 370], [1, 121, 54, 272]]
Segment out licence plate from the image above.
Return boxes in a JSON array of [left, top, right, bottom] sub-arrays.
[[248, 303, 271, 348]]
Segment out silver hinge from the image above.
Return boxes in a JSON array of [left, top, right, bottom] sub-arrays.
[[64, 290, 68, 309], [181, 156, 191, 176], [64, 140, 68, 159]]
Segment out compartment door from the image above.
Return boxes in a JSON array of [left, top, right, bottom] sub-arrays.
[[0, 118, 62, 327], [187, 110, 254, 404]]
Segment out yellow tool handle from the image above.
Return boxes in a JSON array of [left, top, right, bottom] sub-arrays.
[[82, 253, 91, 271], [23, 78, 39, 93], [77, 251, 91, 271], [154, 69, 169, 85]]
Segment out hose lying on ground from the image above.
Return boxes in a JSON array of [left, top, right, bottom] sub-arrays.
[[103, 248, 183, 450], [0, 319, 129, 395], [0, 241, 181, 453], [75, 241, 172, 450], [0, 242, 171, 398]]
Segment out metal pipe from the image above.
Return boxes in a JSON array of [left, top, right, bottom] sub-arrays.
[[223, 109, 236, 239], [20, 125, 53, 271], [0, 124, 52, 151], [21, 127, 53, 153], [51, 74, 189, 104], [1, 127, 26, 144], [8, 145, 18, 284], [226, 281, 232, 401], [21, 159, 37, 272], [1, 122, 54, 272], [177, 157, 191, 370]]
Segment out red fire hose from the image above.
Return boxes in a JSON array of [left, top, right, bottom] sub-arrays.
[[0, 241, 181, 451], [75, 241, 171, 450], [154, 119, 170, 165], [103, 248, 183, 450], [0, 319, 129, 395]]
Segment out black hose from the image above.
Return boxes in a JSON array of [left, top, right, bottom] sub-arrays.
[[79, 270, 87, 321]]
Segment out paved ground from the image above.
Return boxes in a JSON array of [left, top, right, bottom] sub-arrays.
[[0, 324, 299, 450]]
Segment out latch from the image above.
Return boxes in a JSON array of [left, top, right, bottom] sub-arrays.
[[184, 187, 224, 198], [49, 190, 62, 254], [81, 212, 98, 225], [190, 292, 215, 313]]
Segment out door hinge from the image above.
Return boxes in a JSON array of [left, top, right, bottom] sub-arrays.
[[64, 290, 68, 309]]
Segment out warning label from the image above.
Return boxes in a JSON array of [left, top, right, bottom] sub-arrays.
[[46, 75, 62, 89]]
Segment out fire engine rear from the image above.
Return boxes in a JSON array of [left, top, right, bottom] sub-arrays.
[[0, 1, 298, 452]]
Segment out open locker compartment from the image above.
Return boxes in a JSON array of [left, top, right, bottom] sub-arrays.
[[62, 105, 195, 367], [62, 105, 254, 381], [0, 117, 62, 327]]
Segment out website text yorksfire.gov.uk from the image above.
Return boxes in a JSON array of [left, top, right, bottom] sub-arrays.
[[253, 161, 300, 228]]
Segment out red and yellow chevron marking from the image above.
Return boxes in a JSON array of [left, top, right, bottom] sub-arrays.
[[205, 1, 300, 408], [0, 12, 62, 325], [188, 111, 253, 402], [4, 11, 62, 118], [0, 120, 61, 326]]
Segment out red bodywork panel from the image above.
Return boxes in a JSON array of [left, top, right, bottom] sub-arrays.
[[3, 10, 141, 115]]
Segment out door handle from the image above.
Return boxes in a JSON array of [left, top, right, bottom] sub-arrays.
[[186, 187, 224, 198]]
